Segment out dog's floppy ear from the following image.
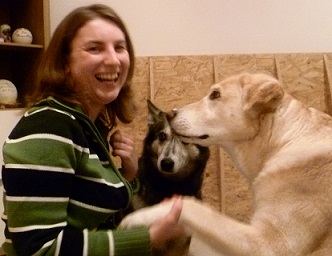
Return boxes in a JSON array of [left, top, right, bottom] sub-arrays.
[[242, 74, 284, 114]]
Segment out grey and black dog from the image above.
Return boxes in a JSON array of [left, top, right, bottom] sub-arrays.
[[132, 100, 210, 209]]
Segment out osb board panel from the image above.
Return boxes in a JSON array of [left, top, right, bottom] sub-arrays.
[[214, 54, 277, 80], [129, 56, 151, 154], [220, 151, 252, 223], [151, 56, 215, 109], [276, 54, 326, 112], [201, 146, 221, 211], [324, 54, 332, 114], [112, 57, 150, 167]]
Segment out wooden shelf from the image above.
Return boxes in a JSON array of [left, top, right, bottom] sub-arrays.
[[0, 0, 50, 107], [0, 42, 44, 49]]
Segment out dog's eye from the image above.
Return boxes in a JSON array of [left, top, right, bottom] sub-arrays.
[[210, 89, 221, 100], [158, 132, 167, 142]]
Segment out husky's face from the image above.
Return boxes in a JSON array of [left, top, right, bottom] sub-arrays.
[[147, 101, 202, 179]]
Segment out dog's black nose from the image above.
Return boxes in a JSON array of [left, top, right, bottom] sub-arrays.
[[161, 158, 174, 172], [166, 109, 177, 121]]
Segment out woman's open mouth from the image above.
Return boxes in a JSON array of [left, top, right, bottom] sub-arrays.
[[95, 73, 119, 82]]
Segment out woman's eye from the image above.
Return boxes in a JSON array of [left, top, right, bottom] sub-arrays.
[[88, 47, 101, 53], [158, 132, 167, 142], [85, 43, 102, 54], [115, 44, 127, 52]]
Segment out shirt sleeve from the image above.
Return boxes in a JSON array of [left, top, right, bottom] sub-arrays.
[[2, 108, 152, 256]]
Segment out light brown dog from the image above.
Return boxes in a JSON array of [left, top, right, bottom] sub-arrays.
[[119, 73, 332, 255]]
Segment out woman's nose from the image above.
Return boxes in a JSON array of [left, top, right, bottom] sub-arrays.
[[104, 49, 120, 65]]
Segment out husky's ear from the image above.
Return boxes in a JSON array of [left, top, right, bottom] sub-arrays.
[[147, 100, 164, 126], [242, 74, 284, 115]]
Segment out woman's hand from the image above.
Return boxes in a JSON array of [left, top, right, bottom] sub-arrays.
[[109, 130, 138, 182], [149, 197, 189, 254]]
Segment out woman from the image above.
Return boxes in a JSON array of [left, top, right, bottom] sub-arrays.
[[1, 4, 184, 256]]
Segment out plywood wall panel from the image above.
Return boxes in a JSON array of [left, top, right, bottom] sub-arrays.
[[214, 54, 276, 80], [276, 54, 326, 112], [201, 146, 222, 211], [323, 54, 332, 115], [220, 151, 252, 222], [112, 57, 150, 168], [128, 57, 150, 154], [151, 56, 214, 109]]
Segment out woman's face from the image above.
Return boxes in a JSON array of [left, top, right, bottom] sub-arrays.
[[67, 18, 130, 119]]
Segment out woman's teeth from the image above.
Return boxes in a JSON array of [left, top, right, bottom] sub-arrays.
[[96, 73, 118, 82]]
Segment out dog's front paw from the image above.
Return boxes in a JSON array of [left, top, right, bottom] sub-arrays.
[[118, 201, 173, 230]]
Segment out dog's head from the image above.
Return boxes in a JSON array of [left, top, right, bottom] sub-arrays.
[[168, 73, 284, 147], [143, 100, 209, 179]]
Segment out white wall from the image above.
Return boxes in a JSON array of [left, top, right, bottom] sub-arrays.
[[50, 0, 332, 56]]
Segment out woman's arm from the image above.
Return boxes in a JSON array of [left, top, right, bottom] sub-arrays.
[[2, 107, 151, 256]]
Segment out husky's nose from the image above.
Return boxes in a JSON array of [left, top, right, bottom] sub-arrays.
[[166, 109, 177, 121], [161, 158, 174, 172]]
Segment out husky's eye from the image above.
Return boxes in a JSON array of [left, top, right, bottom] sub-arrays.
[[210, 89, 221, 100], [158, 132, 167, 142]]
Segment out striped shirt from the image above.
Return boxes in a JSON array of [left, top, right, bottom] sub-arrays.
[[1, 97, 151, 256]]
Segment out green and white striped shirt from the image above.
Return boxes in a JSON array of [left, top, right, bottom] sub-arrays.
[[2, 97, 151, 256]]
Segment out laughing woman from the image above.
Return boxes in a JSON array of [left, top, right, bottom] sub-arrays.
[[1, 4, 184, 256]]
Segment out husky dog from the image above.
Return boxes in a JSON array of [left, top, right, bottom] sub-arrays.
[[132, 100, 210, 209]]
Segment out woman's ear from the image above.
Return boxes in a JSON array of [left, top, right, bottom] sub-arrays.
[[242, 74, 284, 115]]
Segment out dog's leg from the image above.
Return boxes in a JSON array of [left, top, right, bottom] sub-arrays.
[[119, 198, 279, 255], [181, 197, 329, 256], [118, 201, 174, 229], [121, 197, 311, 255], [181, 198, 255, 255], [119, 200, 225, 256]]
